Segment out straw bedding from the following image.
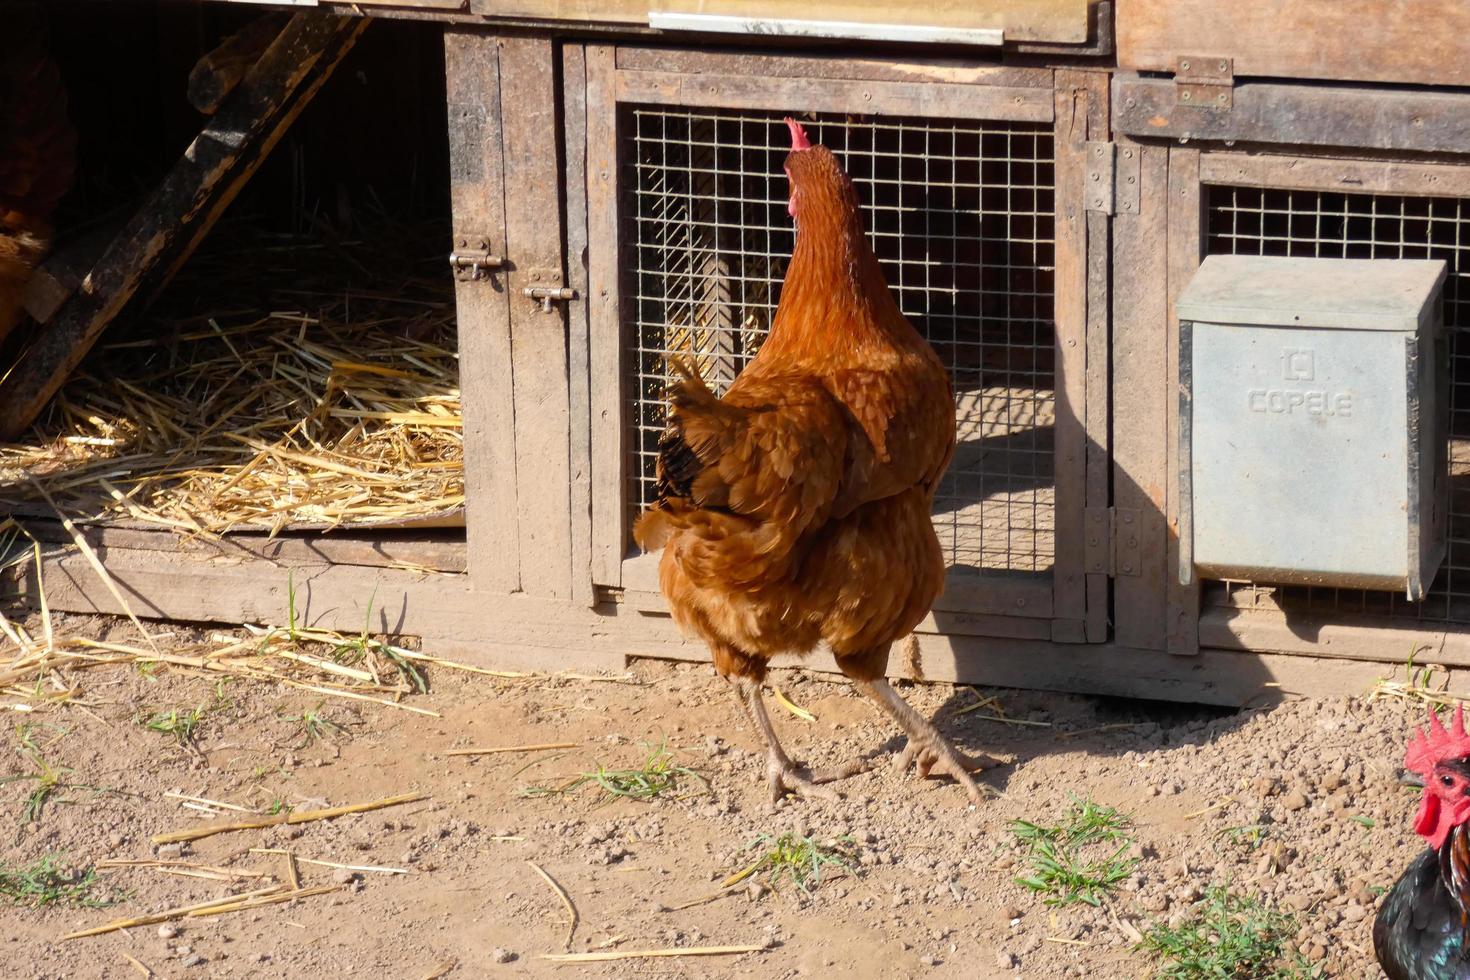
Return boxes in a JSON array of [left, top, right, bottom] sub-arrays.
[[0, 224, 461, 535]]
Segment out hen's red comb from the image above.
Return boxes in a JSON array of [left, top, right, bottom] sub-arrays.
[[785, 117, 812, 151], [1405, 703, 1470, 775]]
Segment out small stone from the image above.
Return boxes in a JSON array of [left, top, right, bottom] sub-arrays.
[[995, 951, 1017, 970], [918, 954, 940, 967], [491, 948, 516, 964], [157, 843, 184, 860], [182, 954, 204, 967], [331, 868, 356, 885], [157, 924, 179, 939], [1283, 789, 1310, 812]]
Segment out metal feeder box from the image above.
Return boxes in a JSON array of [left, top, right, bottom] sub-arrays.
[[1179, 255, 1449, 598]]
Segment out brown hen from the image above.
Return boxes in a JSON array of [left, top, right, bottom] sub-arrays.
[[634, 118, 987, 804], [0, 2, 76, 346]]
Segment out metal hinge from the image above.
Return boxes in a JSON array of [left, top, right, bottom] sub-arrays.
[[1085, 507, 1141, 577], [1175, 55, 1233, 110], [1084, 141, 1140, 216], [449, 239, 504, 281]]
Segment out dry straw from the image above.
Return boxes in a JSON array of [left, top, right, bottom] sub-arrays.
[[0, 226, 462, 534]]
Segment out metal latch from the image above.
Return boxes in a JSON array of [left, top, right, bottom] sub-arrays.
[[1175, 55, 1233, 110], [449, 239, 504, 281], [522, 285, 578, 313], [1084, 507, 1141, 577]]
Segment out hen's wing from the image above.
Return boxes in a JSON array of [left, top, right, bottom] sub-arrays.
[[636, 362, 854, 541]]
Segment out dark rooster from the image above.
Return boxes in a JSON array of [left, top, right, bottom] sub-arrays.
[[634, 118, 989, 804], [1374, 704, 1470, 978], [0, 1, 76, 346]]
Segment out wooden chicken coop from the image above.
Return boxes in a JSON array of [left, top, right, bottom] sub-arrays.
[[10, 0, 1470, 706]]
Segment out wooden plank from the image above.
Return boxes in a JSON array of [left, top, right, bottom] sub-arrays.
[[1115, 75, 1470, 157], [484, 0, 1090, 43], [1199, 152, 1470, 200], [585, 46, 627, 587], [187, 12, 291, 115], [614, 71, 1054, 123], [563, 43, 596, 608], [21, 222, 122, 325], [18, 540, 1447, 704], [1165, 147, 1201, 656], [641, 607, 1431, 706], [18, 520, 467, 574], [1050, 70, 1089, 642], [444, 29, 520, 593], [1081, 71, 1112, 644], [1109, 139, 1169, 651], [0, 14, 367, 443], [498, 35, 574, 602], [614, 47, 1055, 87], [1117, 0, 1470, 88], [621, 551, 1056, 623], [1200, 606, 1470, 669]]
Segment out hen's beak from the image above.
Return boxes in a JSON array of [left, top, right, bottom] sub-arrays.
[[1399, 768, 1426, 788]]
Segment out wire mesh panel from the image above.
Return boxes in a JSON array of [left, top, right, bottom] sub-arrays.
[[623, 107, 1056, 575], [1205, 184, 1470, 623]]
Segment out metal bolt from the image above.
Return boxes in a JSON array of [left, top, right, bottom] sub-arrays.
[[863, 91, 872, 101], [1016, 598, 1027, 608], [1091, 172, 1100, 182], [1122, 563, 1134, 574], [1216, 93, 1227, 105], [1123, 148, 1134, 158], [1126, 98, 1136, 108], [1218, 60, 1228, 71], [1180, 60, 1191, 71], [1180, 91, 1192, 101], [1127, 176, 1136, 184], [1123, 513, 1134, 524]]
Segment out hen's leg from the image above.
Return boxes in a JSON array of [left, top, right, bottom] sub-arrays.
[[852, 677, 992, 805], [726, 677, 868, 803]]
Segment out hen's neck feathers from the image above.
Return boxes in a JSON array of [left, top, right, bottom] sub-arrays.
[[760, 176, 913, 365]]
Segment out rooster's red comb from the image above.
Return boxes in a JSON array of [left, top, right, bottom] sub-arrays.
[[1405, 703, 1470, 776], [785, 117, 812, 151]]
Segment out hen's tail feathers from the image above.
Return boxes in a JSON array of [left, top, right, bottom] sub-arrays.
[[632, 360, 739, 552]]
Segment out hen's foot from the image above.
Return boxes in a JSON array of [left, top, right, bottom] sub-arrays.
[[855, 677, 995, 806], [767, 758, 870, 804], [892, 736, 990, 805]]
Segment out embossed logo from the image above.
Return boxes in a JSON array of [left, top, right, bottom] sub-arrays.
[[1282, 348, 1315, 381]]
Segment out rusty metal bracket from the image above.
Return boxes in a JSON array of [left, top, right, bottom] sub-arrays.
[[1085, 507, 1112, 574], [1114, 142, 1140, 214], [1084, 141, 1114, 214], [1175, 55, 1233, 111], [1113, 508, 1141, 577]]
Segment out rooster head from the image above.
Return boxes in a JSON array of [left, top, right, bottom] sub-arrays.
[[781, 117, 860, 227], [1404, 703, 1470, 850]]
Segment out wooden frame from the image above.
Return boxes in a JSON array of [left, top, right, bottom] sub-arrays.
[[580, 45, 1107, 642]]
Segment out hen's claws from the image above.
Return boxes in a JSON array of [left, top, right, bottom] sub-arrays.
[[893, 738, 991, 805], [767, 759, 870, 803]]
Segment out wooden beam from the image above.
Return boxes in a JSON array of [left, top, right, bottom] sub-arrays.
[[17, 542, 1424, 705], [1117, 0, 1470, 88], [1114, 74, 1470, 156], [498, 35, 575, 601], [0, 14, 368, 442], [444, 29, 519, 593], [187, 12, 291, 115]]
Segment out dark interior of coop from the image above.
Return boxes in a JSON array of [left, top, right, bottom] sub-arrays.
[[4, 3, 459, 553]]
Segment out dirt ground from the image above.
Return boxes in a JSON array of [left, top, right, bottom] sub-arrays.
[[0, 612, 1427, 979]]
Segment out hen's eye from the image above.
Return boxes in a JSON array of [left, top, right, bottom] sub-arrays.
[[1443, 775, 1457, 787]]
